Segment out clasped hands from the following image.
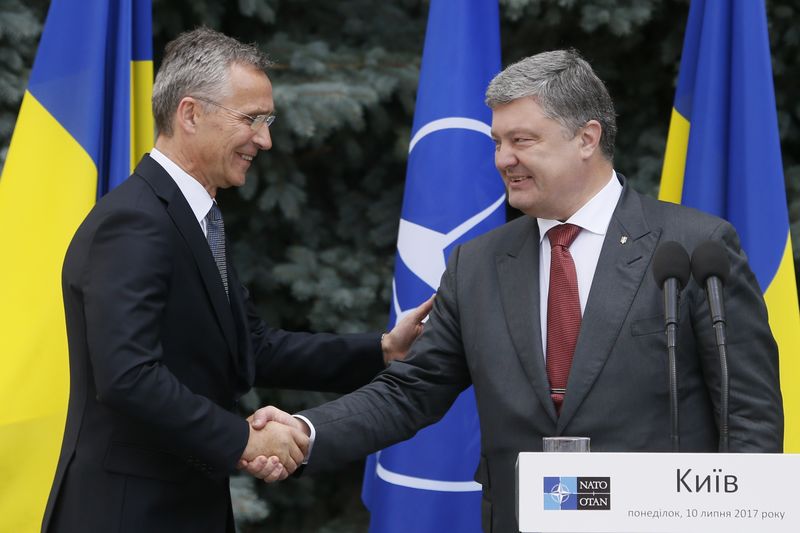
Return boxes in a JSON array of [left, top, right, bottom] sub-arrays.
[[237, 405, 309, 482], [238, 294, 435, 482]]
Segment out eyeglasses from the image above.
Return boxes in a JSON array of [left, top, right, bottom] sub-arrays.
[[192, 95, 276, 131]]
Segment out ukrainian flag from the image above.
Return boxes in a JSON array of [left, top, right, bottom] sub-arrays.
[[0, 1, 152, 530], [659, 0, 799, 451]]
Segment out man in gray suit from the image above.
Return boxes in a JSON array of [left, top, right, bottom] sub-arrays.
[[247, 49, 783, 532]]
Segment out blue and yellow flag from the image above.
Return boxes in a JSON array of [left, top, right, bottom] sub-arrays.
[[362, 0, 504, 531], [0, 1, 152, 530], [659, 0, 799, 450]]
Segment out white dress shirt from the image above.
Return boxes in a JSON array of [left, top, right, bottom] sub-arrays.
[[537, 171, 623, 358], [149, 148, 215, 234]]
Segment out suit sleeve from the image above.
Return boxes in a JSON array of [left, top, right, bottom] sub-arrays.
[[81, 207, 248, 477], [245, 286, 385, 393], [692, 221, 783, 451], [297, 245, 472, 472]]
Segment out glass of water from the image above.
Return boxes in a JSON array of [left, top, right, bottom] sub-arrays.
[[542, 436, 590, 452]]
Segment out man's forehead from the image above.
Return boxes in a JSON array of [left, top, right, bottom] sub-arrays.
[[225, 65, 272, 100], [227, 62, 271, 85]]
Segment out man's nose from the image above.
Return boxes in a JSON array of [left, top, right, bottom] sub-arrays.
[[253, 123, 272, 150], [495, 144, 517, 171]]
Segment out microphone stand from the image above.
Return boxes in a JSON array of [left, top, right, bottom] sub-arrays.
[[707, 279, 729, 452], [667, 333, 680, 452], [716, 323, 729, 452], [653, 240, 690, 453], [664, 278, 680, 453], [691, 240, 731, 453]]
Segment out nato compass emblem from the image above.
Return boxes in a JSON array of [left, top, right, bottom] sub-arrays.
[[544, 477, 611, 510]]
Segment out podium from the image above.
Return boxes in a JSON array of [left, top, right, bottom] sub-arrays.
[[516, 452, 799, 532]]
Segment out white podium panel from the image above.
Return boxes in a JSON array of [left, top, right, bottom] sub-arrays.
[[516, 452, 799, 532]]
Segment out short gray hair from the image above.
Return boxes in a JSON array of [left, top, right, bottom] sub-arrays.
[[152, 27, 273, 136], [485, 49, 617, 160]]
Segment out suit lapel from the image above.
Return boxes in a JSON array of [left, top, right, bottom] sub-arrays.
[[135, 156, 239, 357], [557, 183, 660, 430], [496, 217, 559, 423]]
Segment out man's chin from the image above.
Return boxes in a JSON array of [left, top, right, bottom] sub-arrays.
[[508, 194, 532, 212], [508, 198, 544, 218], [223, 177, 247, 189]]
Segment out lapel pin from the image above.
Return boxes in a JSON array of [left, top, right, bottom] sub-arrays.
[[620, 235, 628, 245]]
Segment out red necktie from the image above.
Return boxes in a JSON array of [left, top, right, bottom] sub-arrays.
[[546, 224, 582, 414]]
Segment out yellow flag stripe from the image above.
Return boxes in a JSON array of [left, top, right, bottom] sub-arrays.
[[0, 91, 97, 530], [765, 236, 800, 451], [658, 108, 690, 204], [130, 59, 154, 172]]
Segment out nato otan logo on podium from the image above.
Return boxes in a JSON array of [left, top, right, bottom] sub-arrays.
[[543, 476, 612, 510]]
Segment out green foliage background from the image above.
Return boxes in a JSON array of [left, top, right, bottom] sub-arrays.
[[1, 0, 798, 531]]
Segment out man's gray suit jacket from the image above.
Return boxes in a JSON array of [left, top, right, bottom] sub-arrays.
[[299, 177, 783, 533]]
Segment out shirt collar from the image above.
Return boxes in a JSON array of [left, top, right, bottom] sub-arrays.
[[538, 170, 623, 242], [150, 147, 214, 224]]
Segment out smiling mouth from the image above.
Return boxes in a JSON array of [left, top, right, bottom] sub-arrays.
[[240, 154, 254, 162], [507, 175, 531, 183]]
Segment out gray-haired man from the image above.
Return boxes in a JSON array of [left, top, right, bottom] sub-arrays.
[[42, 27, 429, 533], [249, 49, 782, 533]]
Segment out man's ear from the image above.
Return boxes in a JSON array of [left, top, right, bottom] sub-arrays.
[[579, 119, 602, 159], [175, 97, 199, 134]]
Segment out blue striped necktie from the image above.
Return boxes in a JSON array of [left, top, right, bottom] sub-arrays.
[[206, 202, 229, 297]]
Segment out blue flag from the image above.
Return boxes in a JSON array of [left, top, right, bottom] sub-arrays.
[[362, 1, 504, 531], [659, 0, 800, 450]]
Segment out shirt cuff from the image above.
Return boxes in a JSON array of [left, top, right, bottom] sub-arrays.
[[293, 414, 316, 464]]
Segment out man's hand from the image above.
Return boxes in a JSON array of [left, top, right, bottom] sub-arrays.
[[247, 405, 298, 427], [248, 405, 311, 434], [239, 406, 309, 478], [237, 455, 287, 482], [381, 294, 435, 364]]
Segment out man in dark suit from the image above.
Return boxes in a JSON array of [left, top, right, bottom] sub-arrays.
[[248, 49, 783, 532], [42, 27, 431, 533]]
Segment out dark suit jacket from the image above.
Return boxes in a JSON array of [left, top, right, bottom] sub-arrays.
[[43, 155, 384, 533], [299, 177, 783, 533]]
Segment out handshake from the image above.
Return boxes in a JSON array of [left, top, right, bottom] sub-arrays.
[[235, 295, 435, 482], [237, 406, 310, 482]]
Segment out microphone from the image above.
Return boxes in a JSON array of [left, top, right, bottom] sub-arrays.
[[691, 240, 731, 452], [691, 241, 730, 325], [653, 242, 692, 344], [652, 241, 691, 452]]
